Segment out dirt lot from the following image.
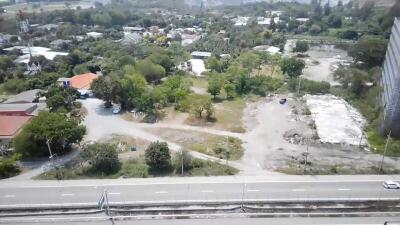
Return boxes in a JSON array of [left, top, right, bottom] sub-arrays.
[[241, 94, 400, 175]]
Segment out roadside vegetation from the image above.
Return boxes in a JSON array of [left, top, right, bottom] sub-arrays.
[[36, 141, 238, 180]]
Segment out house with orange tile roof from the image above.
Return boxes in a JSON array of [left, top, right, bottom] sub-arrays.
[[0, 115, 32, 143], [69, 73, 98, 90], [57, 72, 99, 98]]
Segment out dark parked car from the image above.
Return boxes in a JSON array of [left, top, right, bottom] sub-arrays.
[[279, 98, 287, 104]]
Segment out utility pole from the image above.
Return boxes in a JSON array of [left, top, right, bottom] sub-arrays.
[[297, 77, 302, 96], [181, 149, 184, 175], [379, 130, 391, 173], [303, 145, 309, 174]]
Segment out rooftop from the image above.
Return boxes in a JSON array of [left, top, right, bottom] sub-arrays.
[[0, 115, 32, 139], [4, 89, 41, 104], [70, 73, 99, 90]]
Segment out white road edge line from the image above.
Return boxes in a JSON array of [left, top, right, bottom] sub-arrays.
[[155, 191, 168, 194], [3, 195, 15, 198], [61, 193, 74, 196], [108, 192, 121, 195], [292, 189, 305, 192], [201, 190, 214, 193], [338, 188, 351, 191], [247, 190, 260, 192]]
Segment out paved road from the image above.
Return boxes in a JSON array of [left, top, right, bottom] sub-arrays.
[[1, 216, 399, 225], [1, 178, 400, 206]]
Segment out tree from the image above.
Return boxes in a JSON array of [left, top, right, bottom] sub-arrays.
[[181, 94, 214, 119], [135, 60, 166, 82], [324, 1, 331, 16], [14, 112, 86, 157], [293, 41, 309, 53], [91, 76, 116, 108], [328, 14, 342, 28], [145, 141, 171, 170], [45, 86, 79, 112], [80, 143, 121, 174], [223, 83, 236, 99], [309, 24, 322, 35], [358, 0, 375, 21], [207, 76, 223, 99], [205, 54, 223, 73], [348, 38, 388, 68], [280, 58, 305, 78]]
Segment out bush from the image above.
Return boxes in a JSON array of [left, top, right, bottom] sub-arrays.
[[0, 154, 21, 179], [119, 160, 149, 178], [172, 150, 193, 173], [145, 141, 171, 170], [288, 78, 330, 94], [80, 143, 121, 174], [293, 41, 309, 53]]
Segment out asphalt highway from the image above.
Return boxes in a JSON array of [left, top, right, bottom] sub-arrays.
[[1, 216, 399, 225], [1, 180, 400, 206]]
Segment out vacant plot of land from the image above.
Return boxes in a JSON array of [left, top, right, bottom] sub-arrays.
[[100, 134, 151, 161], [213, 98, 247, 133], [144, 128, 244, 161]]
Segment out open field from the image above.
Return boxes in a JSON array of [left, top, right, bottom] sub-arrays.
[[143, 127, 244, 161]]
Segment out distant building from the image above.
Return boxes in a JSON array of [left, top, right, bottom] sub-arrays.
[[0, 103, 44, 116], [191, 51, 212, 59], [86, 32, 103, 39], [4, 89, 42, 104], [381, 18, 400, 136]]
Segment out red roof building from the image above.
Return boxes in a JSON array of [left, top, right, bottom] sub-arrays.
[[0, 115, 32, 140], [69, 73, 98, 90]]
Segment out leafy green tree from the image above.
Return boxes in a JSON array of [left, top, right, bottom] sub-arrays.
[[207, 75, 224, 99], [91, 76, 116, 108], [147, 52, 174, 72], [135, 60, 166, 82], [45, 87, 79, 112], [205, 54, 223, 73], [119, 72, 148, 109], [80, 143, 121, 174], [145, 141, 171, 170], [328, 14, 342, 28], [348, 38, 388, 68], [293, 41, 309, 53], [223, 83, 236, 99], [14, 112, 86, 157], [324, 1, 331, 16], [181, 94, 214, 119], [280, 58, 305, 78], [235, 51, 261, 72]]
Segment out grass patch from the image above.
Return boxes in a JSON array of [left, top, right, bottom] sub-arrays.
[[214, 97, 246, 133], [367, 129, 400, 156], [188, 77, 208, 89]]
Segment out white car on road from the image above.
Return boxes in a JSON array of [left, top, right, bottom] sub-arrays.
[[383, 181, 400, 189]]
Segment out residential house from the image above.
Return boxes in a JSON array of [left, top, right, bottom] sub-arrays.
[[0, 115, 32, 143], [57, 73, 99, 98], [4, 89, 42, 104]]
